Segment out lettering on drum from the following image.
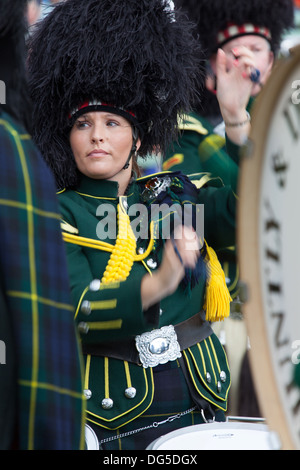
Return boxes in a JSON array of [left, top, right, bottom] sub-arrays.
[[258, 87, 300, 448]]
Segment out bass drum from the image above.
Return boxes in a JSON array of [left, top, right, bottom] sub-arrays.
[[146, 421, 281, 450], [238, 45, 300, 449], [85, 424, 99, 450]]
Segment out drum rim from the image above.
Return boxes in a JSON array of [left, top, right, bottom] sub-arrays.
[[237, 44, 300, 451]]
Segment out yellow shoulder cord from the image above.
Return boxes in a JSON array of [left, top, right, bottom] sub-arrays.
[[100, 199, 155, 284], [101, 202, 136, 284], [203, 241, 232, 322]]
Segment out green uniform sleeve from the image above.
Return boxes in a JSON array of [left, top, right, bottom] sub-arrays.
[[198, 184, 237, 250], [163, 113, 239, 193], [225, 134, 242, 167]]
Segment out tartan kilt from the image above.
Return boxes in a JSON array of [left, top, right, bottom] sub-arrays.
[[90, 360, 225, 450]]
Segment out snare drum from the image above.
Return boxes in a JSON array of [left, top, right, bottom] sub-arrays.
[[146, 421, 281, 450], [85, 424, 99, 450]]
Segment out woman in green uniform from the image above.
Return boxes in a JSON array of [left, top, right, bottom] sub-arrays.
[[27, 0, 245, 450]]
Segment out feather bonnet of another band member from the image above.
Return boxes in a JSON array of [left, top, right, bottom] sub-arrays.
[[0, 0, 31, 129], [175, 0, 294, 56], [27, 0, 202, 189], [174, 0, 294, 117]]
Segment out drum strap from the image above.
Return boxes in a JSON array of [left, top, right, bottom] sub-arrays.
[[178, 355, 216, 423]]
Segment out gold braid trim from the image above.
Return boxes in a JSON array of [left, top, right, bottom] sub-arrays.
[[62, 220, 154, 263]]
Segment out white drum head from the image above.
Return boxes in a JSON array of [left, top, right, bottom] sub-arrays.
[[146, 422, 281, 450], [85, 424, 99, 450]]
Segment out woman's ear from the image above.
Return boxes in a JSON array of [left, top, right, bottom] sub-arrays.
[[136, 137, 141, 152], [131, 127, 140, 153]]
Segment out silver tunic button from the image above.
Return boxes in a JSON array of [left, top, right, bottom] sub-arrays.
[[84, 389, 92, 400], [147, 258, 157, 269], [89, 279, 101, 291], [206, 372, 211, 384], [78, 322, 89, 334], [138, 247, 145, 254], [220, 371, 227, 382], [81, 300, 91, 315], [124, 387, 136, 399], [217, 381, 222, 393], [101, 398, 114, 410]]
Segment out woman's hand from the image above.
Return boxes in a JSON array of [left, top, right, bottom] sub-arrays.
[[141, 225, 200, 310]]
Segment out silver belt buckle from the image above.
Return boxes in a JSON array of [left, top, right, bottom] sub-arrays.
[[135, 325, 181, 368]]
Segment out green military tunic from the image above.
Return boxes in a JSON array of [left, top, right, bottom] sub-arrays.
[[58, 170, 236, 447]]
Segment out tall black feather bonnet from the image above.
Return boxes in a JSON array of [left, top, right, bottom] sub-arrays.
[[27, 0, 202, 189]]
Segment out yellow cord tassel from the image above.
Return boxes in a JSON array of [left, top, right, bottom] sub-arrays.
[[203, 242, 232, 322], [101, 202, 137, 284]]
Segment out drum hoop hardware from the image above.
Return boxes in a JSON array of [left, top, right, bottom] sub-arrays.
[[99, 406, 197, 445], [201, 408, 216, 424]]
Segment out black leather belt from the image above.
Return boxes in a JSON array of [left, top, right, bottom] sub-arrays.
[[82, 311, 213, 365]]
